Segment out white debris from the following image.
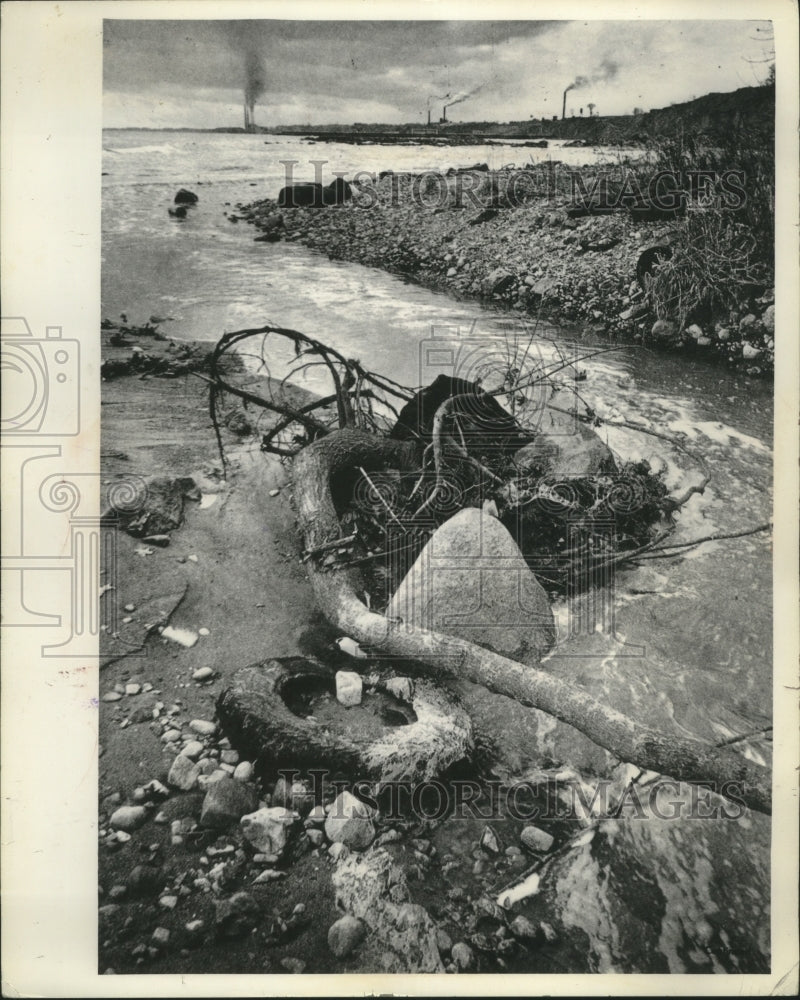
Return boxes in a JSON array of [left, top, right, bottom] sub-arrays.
[[160, 625, 198, 648], [335, 671, 363, 707], [335, 636, 368, 659]]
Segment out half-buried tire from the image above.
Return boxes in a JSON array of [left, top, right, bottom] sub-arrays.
[[216, 657, 473, 786]]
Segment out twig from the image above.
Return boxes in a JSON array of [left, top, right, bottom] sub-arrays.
[[301, 531, 359, 563], [714, 726, 772, 748]]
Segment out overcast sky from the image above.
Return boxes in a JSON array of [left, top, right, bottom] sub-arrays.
[[103, 19, 774, 128]]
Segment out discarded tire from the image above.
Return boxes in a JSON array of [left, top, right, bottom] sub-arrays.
[[216, 657, 473, 785]]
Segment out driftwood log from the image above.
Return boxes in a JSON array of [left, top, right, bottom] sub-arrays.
[[292, 428, 771, 815]]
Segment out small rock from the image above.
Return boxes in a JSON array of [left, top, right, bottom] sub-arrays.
[[280, 957, 306, 974], [269, 488, 281, 498], [159, 894, 178, 910], [324, 791, 376, 851], [151, 927, 170, 948], [328, 915, 366, 958], [436, 928, 453, 956], [214, 891, 260, 938], [304, 805, 326, 827], [742, 343, 762, 360], [192, 667, 215, 682], [161, 729, 181, 743], [123, 603, 136, 613], [374, 828, 402, 847], [253, 869, 286, 883], [180, 740, 204, 760], [168, 754, 201, 791], [185, 919, 204, 935], [686, 324, 703, 339], [221, 749, 239, 765], [240, 806, 298, 856], [233, 761, 253, 782], [480, 826, 501, 855], [306, 828, 325, 848], [102, 691, 122, 702], [520, 825, 554, 853], [198, 627, 211, 636], [127, 864, 163, 897], [451, 941, 474, 971], [539, 920, 557, 942], [109, 806, 148, 832], [108, 884, 127, 901], [762, 304, 775, 333], [328, 841, 350, 862], [335, 670, 363, 707], [200, 776, 259, 828], [189, 719, 217, 737], [385, 676, 414, 701], [510, 914, 539, 939]]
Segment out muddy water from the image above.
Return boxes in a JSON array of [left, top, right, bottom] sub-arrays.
[[102, 131, 773, 973]]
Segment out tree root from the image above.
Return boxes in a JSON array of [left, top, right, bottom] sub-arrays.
[[291, 427, 771, 814]]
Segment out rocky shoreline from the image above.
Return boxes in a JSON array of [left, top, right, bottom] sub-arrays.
[[240, 165, 774, 375]]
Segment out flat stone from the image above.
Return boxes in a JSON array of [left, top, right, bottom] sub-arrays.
[[151, 927, 170, 948], [192, 667, 215, 682], [510, 914, 539, 939], [102, 691, 122, 702], [335, 670, 363, 707], [328, 915, 366, 958], [199, 776, 258, 828], [451, 941, 474, 970], [324, 791, 376, 852], [240, 806, 297, 856], [125, 683, 141, 696]]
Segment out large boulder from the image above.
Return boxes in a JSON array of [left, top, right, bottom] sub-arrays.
[[387, 506, 555, 663], [174, 188, 198, 205], [277, 178, 352, 209], [325, 791, 376, 852], [498, 784, 770, 973], [513, 399, 617, 479]]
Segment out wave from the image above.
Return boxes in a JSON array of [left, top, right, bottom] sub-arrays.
[[104, 143, 179, 156]]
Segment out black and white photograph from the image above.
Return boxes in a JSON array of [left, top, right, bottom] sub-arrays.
[[2, 1, 798, 994]]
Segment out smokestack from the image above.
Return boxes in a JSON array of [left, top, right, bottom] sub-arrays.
[[427, 108, 431, 126], [249, 101, 256, 130], [244, 103, 249, 130], [562, 89, 568, 120], [442, 105, 447, 123]]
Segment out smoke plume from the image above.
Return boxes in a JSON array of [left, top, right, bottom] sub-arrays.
[[445, 83, 484, 109], [244, 46, 267, 106], [565, 57, 619, 93]]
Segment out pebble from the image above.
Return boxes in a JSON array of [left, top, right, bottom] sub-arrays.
[[192, 667, 215, 683], [161, 729, 182, 743], [324, 791, 376, 851], [253, 869, 285, 883], [198, 627, 210, 636], [510, 914, 539, 940], [480, 826, 501, 854], [109, 805, 149, 832], [233, 761, 253, 782], [102, 691, 122, 702], [151, 927, 170, 948], [328, 915, 366, 958], [108, 884, 127, 900], [123, 603, 136, 613], [269, 489, 280, 497], [180, 740, 204, 760], [328, 841, 350, 862], [159, 895, 178, 910], [451, 941, 474, 971], [185, 919, 204, 935], [306, 828, 325, 848], [520, 825, 554, 853], [221, 749, 239, 765], [167, 754, 201, 792], [189, 719, 217, 736], [304, 805, 326, 827], [436, 928, 453, 956], [200, 777, 258, 828], [280, 957, 306, 974]]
